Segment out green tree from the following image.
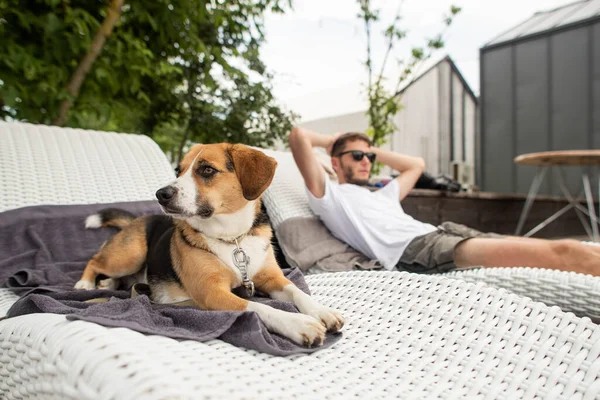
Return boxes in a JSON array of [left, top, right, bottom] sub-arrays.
[[358, 1, 461, 152], [0, 0, 296, 162]]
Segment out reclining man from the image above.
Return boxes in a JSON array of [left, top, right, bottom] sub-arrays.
[[288, 127, 600, 276]]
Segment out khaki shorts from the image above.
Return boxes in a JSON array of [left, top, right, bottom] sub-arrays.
[[395, 222, 503, 274]]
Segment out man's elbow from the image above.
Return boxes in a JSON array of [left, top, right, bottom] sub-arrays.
[[415, 157, 426, 172], [288, 126, 305, 150]]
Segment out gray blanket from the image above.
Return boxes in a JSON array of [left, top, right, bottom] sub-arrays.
[[0, 201, 340, 356]]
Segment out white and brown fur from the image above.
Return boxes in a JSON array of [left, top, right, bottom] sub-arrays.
[[74, 143, 344, 346]]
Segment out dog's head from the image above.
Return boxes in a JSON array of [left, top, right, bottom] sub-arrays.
[[156, 143, 277, 222]]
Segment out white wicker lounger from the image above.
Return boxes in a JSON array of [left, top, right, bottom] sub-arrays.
[[449, 266, 600, 323], [1, 122, 599, 399], [2, 273, 600, 399]]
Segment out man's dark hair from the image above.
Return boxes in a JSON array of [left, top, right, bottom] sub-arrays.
[[331, 132, 372, 157]]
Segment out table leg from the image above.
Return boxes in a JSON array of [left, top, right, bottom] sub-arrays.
[[582, 174, 599, 242], [515, 167, 548, 236], [525, 203, 576, 237], [557, 168, 594, 239]]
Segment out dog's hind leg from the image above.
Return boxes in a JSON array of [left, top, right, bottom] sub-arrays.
[[75, 220, 148, 290]]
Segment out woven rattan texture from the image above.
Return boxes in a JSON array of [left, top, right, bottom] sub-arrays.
[[260, 148, 315, 229], [449, 264, 600, 323], [1, 271, 599, 399], [0, 290, 18, 318], [0, 121, 174, 212]]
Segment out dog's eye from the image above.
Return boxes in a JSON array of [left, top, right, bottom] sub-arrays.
[[199, 166, 216, 177], [174, 166, 181, 176]]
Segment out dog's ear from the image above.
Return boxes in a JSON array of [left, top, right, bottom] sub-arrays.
[[228, 145, 277, 201]]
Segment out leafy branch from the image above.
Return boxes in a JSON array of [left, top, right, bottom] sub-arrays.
[[358, 0, 462, 157], [54, 0, 124, 126]]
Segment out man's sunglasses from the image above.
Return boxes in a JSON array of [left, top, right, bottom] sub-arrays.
[[337, 150, 376, 163]]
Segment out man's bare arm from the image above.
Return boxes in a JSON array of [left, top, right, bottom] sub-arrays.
[[371, 148, 425, 201], [288, 127, 338, 198]]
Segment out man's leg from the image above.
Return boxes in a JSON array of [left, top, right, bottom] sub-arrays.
[[454, 237, 600, 276]]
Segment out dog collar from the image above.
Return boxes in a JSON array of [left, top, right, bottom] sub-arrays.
[[231, 236, 255, 298]]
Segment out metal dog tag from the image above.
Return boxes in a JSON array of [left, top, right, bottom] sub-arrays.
[[232, 282, 255, 299], [242, 280, 255, 298], [232, 245, 255, 298]]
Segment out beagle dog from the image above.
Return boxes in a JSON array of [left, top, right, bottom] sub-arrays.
[[74, 143, 344, 346]]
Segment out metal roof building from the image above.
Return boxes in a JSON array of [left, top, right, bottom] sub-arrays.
[[479, 0, 600, 195]]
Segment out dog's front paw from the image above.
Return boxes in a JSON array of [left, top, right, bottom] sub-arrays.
[[282, 313, 327, 347], [74, 280, 95, 290], [248, 302, 328, 347], [309, 306, 344, 333]]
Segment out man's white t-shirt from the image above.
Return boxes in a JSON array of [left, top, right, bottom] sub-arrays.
[[306, 176, 437, 270]]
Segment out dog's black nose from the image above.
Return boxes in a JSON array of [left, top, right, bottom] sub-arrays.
[[156, 186, 176, 205]]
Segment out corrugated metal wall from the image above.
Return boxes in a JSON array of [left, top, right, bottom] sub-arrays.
[[480, 20, 600, 195]]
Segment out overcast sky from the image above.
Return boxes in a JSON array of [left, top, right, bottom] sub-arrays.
[[261, 0, 569, 117]]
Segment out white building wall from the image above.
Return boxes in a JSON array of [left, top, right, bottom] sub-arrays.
[[301, 110, 369, 135], [393, 65, 440, 173], [452, 72, 464, 163], [437, 61, 452, 176]]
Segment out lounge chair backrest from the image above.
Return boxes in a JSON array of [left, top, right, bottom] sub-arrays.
[[0, 122, 174, 212]]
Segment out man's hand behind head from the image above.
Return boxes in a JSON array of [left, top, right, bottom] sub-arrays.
[[326, 132, 344, 156]]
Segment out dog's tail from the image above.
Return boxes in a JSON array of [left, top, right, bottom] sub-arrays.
[[85, 208, 137, 230]]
